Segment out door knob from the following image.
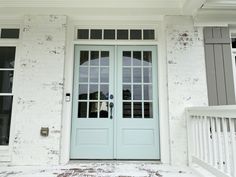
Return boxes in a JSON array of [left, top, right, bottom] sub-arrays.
[[110, 94, 114, 99]]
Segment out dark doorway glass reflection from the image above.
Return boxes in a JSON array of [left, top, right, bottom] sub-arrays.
[[0, 96, 13, 145], [0, 71, 14, 93], [123, 102, 131, 118], [78, 102, 87, 118], [89, 102, 98, 118], [0, 47, 15, 68]]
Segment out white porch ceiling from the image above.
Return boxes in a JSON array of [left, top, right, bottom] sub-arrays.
[[194, 0, 236, 26], [0, 0, 235, 18], [0, 0, 184, 8], [203, 0, 236, 10], [0, 0, 186, 18]]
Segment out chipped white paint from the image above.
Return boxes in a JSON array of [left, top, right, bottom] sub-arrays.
[[9, 15, 67, 165], [165, 16, 208, 165], [0, 161, 199, 177]]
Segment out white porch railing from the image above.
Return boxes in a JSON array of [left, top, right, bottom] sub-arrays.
[[186, 106, 236, 177]]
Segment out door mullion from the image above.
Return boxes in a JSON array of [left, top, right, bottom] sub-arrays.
[[131, 51, 133, 119]]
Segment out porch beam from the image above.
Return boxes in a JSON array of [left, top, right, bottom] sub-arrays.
[[182, 0, 206, 15]]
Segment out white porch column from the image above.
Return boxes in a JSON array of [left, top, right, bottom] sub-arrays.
[[165, 16, 208, 165], [10, 15, 67, 165]]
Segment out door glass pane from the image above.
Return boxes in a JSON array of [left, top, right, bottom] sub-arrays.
[[0, 96, 13, 145], [101, 51, 109, 66], [89, 84, 98, 100], [144, 85, 152, 100], [90, 67, 99, 82], [78, 102, 87, 118], [123, 68, 131, 83], [133, 68, 141, 83], [144, 102, 153, 118], [100, 68, 109, 83], [130, 30, 142, 40], [133, 51, 141, 66], [90, 51, 99, 66], [133, 85, 142, 100], [133, 102, 142, 118], [143, 68, 152, 83], [143, 51, 152, 66], [0, 71, 14, 93], [90, 29, 102, 39], [77, 29, 89, 39], [89, 102, 98, 118], [123, 102, 131, 118], [1, 29, 19, 39], [99, 102, 109, 118], [117, 30, 128, 40], [123, 51, 131, 66], [80, 51, 89, 66], [100, 84, 109, 100], [79, 67, 88, 82], [79, 84, 88, 100], [143, 30, 155, 40], [123, 85, 131, 100], [104, 30, 115, 40], [0, 47, 15, 68]]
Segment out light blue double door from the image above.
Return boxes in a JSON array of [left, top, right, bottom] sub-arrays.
[[70, 45, 160, 159]]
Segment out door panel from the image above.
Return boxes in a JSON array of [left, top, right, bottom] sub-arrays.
[[70, 45, 114, 159], [116, 46, 159, 159], [70, 45, 159, 160]]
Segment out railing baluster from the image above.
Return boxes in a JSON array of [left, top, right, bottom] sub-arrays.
[[202, 116, 207, 162], [216, 117, 223, 171], [206, 116, 212, 165], [230, 119, 236, 177], [222, 118, 230, 174], [195, 116, 200, 158], [211, 117, 217, 168], [198, 116, 203, 160]]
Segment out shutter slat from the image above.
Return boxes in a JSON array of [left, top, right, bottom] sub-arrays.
[[214, 44, 227, 105], [222, 44, 236, 104], [205, 44, 218, 105]]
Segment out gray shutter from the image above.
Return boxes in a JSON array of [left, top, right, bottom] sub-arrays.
[[204, 27, 235, 105]]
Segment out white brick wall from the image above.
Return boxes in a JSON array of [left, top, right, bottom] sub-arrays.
[[5, 15, 209, 166], [10, 15, 67, 165], [165, 16, 208, 165]]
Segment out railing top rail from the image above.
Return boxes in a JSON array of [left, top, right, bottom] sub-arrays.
[[186, 105, 236, 118]]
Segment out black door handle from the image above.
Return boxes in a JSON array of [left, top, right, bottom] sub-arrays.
[[110, 102, 114, 119]]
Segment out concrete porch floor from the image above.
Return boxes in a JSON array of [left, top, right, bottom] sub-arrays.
[[0, 161, 200, 177]]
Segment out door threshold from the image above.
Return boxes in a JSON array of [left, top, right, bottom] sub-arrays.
[[69, 159, 162, 164]]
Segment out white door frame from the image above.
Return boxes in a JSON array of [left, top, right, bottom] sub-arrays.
[[60, 19, 170, 164]]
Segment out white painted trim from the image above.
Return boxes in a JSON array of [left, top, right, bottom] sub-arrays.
[[157, 20, 170, 164], [0, 40, 19, 45], [60, 18, 74, 164], [60, 18, 170, 164], [0, 22, 21, 162], [0, 93, 13, 96], [186, 105, 236, 118], [229, 28, 236, 101], [6, 20, 24, 164], [192, 157, 231, 177], [0, 146, 10, 162]]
